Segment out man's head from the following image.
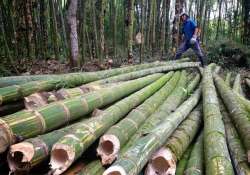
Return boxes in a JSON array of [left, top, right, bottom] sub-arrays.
[[180, 12, 189, 22]]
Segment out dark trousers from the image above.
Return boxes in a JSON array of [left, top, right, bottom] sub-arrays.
[[175, 40, 205, 66]]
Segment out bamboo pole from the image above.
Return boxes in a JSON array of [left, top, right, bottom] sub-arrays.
[[222, 104, 250, 175], [0, 74, 162, 153], [225, 72, 232, 86], [121, 72, 200, 153], [203, 67, 234, 175], [49, 73, 174, 175], [233, 73, 244, 96], [0, 59, 192, 87], [145, 106, 202, 175], [103, 88, 201, 175], [246, 79, 250, 88], [214, 74, 250, 163], [184, 132, 204, 175], [96, 72, 177, 165]]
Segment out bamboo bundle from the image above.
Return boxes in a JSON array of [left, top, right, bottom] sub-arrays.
[[103, 88, 201, 175], [145, 106, 202, 175], [221, 102, 250, 175], [214, 74, 250, 162], [203, 67, 233, 175], [0, 58, 191, 87], [184, 132, 203, 175], [0, 74, 161, 153], [25, 62, 197, 109], [175, 147, 192, 175], [96, 71, 178, 165], [225, 72, 232, 86], [121, 72, 200, 153], [120, 71, 189, 152], [233, 73, 244, 96], [49, 73, 174, 175]]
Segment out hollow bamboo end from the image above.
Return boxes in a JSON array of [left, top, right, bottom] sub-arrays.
[[97, 134, 120, 165], [50, 143, 75, 175], [7, 142, 35, 172], [103, 165, 126, 175], [0, 122, 12, 153], [146, 148, 176, 175]]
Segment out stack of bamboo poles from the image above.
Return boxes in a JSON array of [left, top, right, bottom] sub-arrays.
[[0, 59, 250, 175]]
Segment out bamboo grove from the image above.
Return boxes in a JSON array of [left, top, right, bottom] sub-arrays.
[[0, 59, 249, 175], [0, 0, 249, 69]]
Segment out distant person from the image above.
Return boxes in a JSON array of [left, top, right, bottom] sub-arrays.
[[175, 12, 206, 66]]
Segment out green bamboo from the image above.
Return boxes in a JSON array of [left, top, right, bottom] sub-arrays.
[[184, 132, 204, 175], [225, 72, 232, 86], [121, 72, 200, 152], [49, 73, 174, 174], [175, 146, 192, 175], [233, 74, 244, 96], [0, 74, 161, 153], [0, 59, 193, 87], [96, 71, 177, 165], [103, 88, 201, 175], [214, 74, 250, 163], [221, 102, 250, 175], [0, 62, 199, 104], [202, 67, 234, 175], [145, 106, 202, 174]]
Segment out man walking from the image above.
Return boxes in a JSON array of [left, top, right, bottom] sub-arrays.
[[175, 13, 206, 66]]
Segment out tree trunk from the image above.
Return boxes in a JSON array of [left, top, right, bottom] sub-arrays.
[[139, 0, 145, 62], [99, 0, 107, 60], [243, 0, 250, 45], [127, 0, 135, 62], [111, 0, 117, 59], [215, 0, 223, 40], [67, 0, 79, 67]]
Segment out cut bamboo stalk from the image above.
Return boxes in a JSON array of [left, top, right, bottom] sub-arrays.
[[0, 74, 162, 153], [203, 67, 234, 175], [233, 74, 244, 96], [175, 146, 192, 175], [184, 132, 203, 175], [214, 74, 250, 163], [96, 72, 178, 165], [145, 106, 202, 175], [121, 72, 200, 153], [103, 87, 201, 175], [221, 101, 250, 175], [225, 72, 232, 86], [49, 73, 174, 175]]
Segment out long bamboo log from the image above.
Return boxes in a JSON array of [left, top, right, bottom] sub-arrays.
[[175, 146, 192, 175], [233, 73, 244, 96], [121, 72, 200, 153], [203, 67, 234, 175], [184, 132, 204, 175], [103, 88, 201, 175], [0, 74, 162, 153], [96, 72, 179, 165], [145, 106, 202, 175], [214, 74, 250, 163], [49, 73, 174, 175], [221, 102, 250, 175], [0, 58, 192, 87], [0, 62, 200, 105]]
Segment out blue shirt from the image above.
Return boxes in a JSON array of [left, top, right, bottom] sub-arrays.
[[182, 19, 197, 41]]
